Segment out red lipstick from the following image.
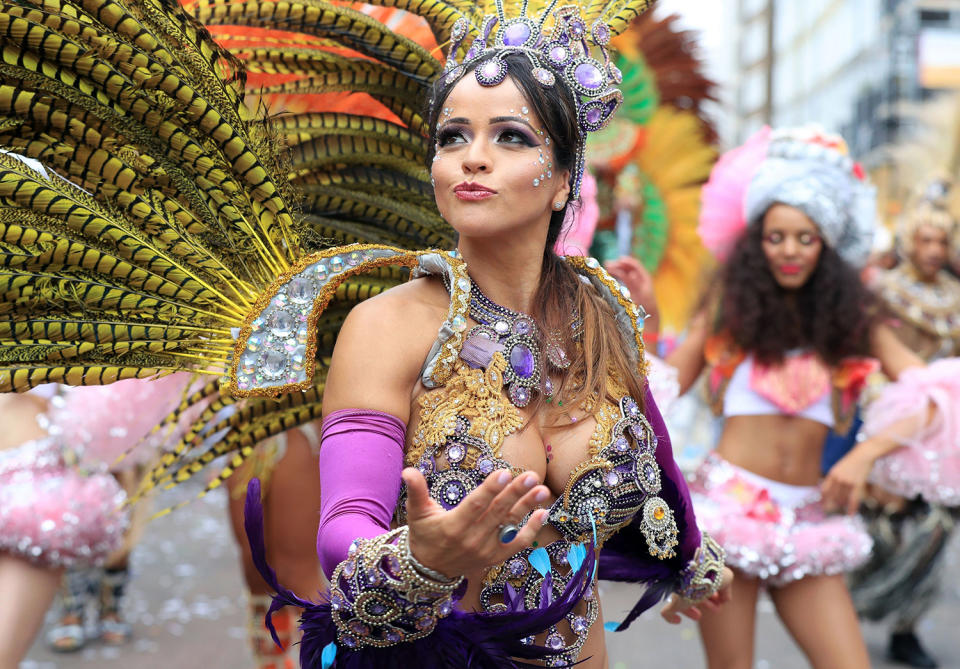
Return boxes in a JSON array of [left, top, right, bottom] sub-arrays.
[[454, 182, 496, 201], [779, 264, 802, 275]]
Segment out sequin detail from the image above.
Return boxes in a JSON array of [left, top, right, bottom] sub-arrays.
[[689, 453, 872, 586], [0, 438, 128, 568]]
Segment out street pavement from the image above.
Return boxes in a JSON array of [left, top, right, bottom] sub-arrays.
[[24, 487, 960, 669]]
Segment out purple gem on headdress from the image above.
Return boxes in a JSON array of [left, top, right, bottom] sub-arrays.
[[585, 106, 602, 125], [341, 635, 358, 648], [549, 44, 569, 66], [592, 21, 610, 45], [570, 20, 586, 37], [477, 457, 495, 474], [571, 615, 589, 634], [533, 67, 556, 86], [513, 319, 532, 335], [450, 17, 468, 41], [574, 62, 603, 90], [477, 58, 505, 86], [465, 44, 480, 61], [609, 63, 623, 84], [503, 21, 532, 46], [509, 344, 536, 378], [385, 628, 403, 643]]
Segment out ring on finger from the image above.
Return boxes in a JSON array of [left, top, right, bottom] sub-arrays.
[[497, 523, 519, 544]]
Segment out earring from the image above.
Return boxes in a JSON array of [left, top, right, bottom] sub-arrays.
[[553, 201, 564, 210]]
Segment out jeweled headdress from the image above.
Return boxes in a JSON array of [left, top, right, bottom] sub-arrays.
[[441, 1, 642, 199]]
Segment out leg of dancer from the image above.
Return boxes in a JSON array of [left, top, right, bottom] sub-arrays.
[[227, 427, 323, 668], [698, 571, 761, 669], [768, 574, 870, 669], [0, 557, 62, 669]]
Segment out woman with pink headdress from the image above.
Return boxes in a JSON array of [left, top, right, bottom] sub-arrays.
[[628, 126, 960, 669]]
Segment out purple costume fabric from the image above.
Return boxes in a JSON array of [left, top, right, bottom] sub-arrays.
[[316, 409, 405, 578], [245, 391, 706, 665], [598, 388, 702, 629]]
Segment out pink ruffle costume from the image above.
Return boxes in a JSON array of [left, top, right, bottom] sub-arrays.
[[0, 386, 128, 568], [866, 358, 960, 506], [690, 454, 872, 586]]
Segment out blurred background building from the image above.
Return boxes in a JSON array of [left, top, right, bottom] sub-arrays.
[[729, 0, 960, 154]]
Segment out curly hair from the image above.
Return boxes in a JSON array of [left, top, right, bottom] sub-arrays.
[[719, 221, 877, 365]]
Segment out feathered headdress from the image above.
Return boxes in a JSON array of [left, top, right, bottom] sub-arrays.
[[0, 0, 652, 502]]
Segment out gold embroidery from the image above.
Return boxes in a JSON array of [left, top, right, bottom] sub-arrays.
[[407, 353, 523, 466]]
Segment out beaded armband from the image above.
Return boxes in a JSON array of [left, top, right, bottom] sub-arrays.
[[329, 527, 464, 649], [676, 533, 726, 602]]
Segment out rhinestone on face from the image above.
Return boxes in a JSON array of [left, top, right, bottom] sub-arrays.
[[545, 633, 565, 650]]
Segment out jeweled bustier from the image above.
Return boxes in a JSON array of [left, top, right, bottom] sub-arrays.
[[401, 345, 679, 663]]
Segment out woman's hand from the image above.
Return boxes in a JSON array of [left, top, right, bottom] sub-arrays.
[[660, 566, 734, 624], [821, 448, 875, 515], [402, 467, 550, 579]]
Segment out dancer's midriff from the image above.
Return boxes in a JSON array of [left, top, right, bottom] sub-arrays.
[[715, 414, 830, 486]]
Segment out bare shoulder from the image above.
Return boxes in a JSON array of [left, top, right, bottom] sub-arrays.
[[322, 276, 450, 419]]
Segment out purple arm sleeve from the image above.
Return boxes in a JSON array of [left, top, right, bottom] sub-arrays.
[[316, 408, 407, 579], [646, 388, 702, 561]]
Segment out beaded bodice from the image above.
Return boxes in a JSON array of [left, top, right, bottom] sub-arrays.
[[401, 347, 678, 663]]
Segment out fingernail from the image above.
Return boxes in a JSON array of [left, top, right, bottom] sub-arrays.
[[497, 471, 511, 485], [535, 489, 549, 502], [522, 474, 537, 488]]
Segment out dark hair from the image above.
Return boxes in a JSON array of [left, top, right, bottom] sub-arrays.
[[719, 220, 877, 365], [425, 53, 648, 416]]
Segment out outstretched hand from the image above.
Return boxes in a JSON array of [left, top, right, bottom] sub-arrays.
[[402, 467, 550, 579], [821, 449, 874, 515], [660, 566, 734, 624]]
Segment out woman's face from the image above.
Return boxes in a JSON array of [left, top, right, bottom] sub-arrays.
[[761, 204, 824, 289], [431, 74, 570, 242]]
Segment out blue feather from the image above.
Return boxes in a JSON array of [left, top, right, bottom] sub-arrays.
[[321, 641, 337, 669], [566, 543, 586, 572], [604, 621, 622, 633], [528, 546, 551, 577]]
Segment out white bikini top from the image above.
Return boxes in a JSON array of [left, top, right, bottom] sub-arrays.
[[723, 353, 834, 428]]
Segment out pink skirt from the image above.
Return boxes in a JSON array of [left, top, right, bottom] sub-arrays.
[[690, 453, 872, 586], [0, 438, 128, 568]]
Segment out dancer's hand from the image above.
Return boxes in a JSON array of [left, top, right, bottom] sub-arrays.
[[660, 566, 734, 624], [822, 449, 874, 515], [605, 256, 657, 317], [402, 467, 550, 579]]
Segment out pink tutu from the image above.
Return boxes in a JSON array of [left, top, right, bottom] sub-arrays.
[[0, 438, 128, 568], [690, 453, 872, 586], [866, 358, 960, 505], [56, 373, 197, 471]]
